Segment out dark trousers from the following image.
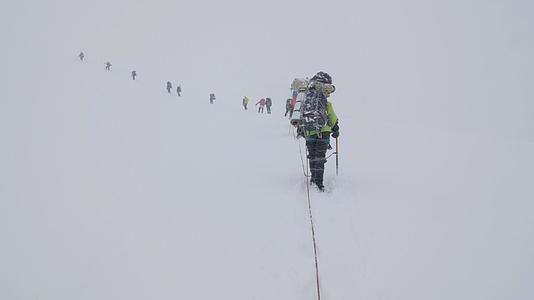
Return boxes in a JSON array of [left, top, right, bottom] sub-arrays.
[[258, 106, 264, 113], [243, 104, 247, 110], [306, 134, 330, 187], [266, 106, 271, 114]]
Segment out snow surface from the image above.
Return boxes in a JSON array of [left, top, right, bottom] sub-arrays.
[[1, 1, 534, 299]]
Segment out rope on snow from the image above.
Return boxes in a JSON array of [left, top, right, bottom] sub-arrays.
[[294, 127, 322, 300]]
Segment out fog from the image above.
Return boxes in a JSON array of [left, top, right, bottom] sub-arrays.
[[1, 0, 533, 299]]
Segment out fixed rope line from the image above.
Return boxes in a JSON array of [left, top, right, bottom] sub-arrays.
[[295, 129, 322, 300]]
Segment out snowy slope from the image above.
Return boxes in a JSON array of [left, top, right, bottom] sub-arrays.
[[1, 59, 322, 299], [2, 51, 533, 300], [2, 1, 534, 299]]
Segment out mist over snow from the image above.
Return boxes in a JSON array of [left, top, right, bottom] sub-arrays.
[[1, 0, 533, 299]]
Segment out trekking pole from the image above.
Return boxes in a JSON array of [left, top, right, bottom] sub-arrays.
[[335, 137, 339, 176]]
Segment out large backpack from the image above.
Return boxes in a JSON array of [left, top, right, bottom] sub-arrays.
[[300, 72, 335, 136], [289, 73, 335, 136], [301, 83, 329, 134]]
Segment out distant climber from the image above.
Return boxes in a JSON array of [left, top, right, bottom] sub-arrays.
[[243, 96, 249, 110], [256, 98, 266, 113], [209, 93, 216, 104], [285, 98, 294, 117], [166, 81, 172, 93], [265, 97, 272, 114], [105, 61, 112, 70], [176, 85, 181, 96], [131, 70, 137, 80], [79, 52, 84, 61]]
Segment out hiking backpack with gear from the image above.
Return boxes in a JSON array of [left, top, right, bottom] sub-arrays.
[[290, 72, 336, 137]]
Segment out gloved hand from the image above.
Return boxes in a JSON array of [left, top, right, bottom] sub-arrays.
[[331, 122, 339, 132], [331, 122, 339, 138]]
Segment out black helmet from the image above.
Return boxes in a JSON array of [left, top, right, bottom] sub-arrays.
[[311, 71, 332, 84]]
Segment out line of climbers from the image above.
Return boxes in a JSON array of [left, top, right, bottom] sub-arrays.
[[79, 51, 187, 98], [79, 53, 340, 191], [80, 51, 288, 110]]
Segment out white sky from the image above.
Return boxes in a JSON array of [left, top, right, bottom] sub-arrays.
[[3, 0, 533, 137]]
